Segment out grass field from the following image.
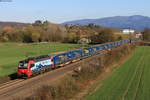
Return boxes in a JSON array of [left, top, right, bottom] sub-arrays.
[[0, 42, 84, 77], [85, 46, 150, 100]]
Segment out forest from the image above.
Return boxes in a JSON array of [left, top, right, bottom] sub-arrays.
[[0, 20, 140, 44]]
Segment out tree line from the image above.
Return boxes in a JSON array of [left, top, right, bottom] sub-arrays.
[[65, 24, 123, 44], [0, 20, 66, 43], [143, 28, 150, 42], [0, 21, 127, 44]]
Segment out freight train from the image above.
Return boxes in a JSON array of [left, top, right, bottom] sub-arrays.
[[18, 38, 139, 78]]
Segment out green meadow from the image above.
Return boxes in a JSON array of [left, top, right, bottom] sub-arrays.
[[85, 46, 150, 100], [0, 42, 83, 77]]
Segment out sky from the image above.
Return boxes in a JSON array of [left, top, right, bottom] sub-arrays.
[[0, 0, 149, 23]]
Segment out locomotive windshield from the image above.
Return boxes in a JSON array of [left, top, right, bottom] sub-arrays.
[[19, 61, 28, 69]]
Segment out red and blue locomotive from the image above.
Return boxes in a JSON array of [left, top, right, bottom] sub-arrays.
[[18, 38, 139, 78], [18, 49, 85, 78]]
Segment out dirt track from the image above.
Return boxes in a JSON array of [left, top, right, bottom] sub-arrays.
[[0, 53, 103, 100]]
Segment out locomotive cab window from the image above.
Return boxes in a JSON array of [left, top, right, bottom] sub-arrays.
[[19, 61, 28, 69]]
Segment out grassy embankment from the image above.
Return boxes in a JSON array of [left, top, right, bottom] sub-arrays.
[[0, 42, 84, 77], [85, 46, 150, 100]]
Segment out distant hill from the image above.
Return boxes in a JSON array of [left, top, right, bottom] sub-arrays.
[[62, 15, 150, 31], [0, 21, 29, 28]]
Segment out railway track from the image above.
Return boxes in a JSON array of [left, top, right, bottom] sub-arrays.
[[0, 79, 24, 90], [0, 52, 104, 100]]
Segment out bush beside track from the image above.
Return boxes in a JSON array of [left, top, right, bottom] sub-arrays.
[[139, 42, 150, 46], [14, 43, 137, 100]]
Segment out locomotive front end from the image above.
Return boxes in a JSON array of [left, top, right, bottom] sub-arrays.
[[18, 60, 32, 78]]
